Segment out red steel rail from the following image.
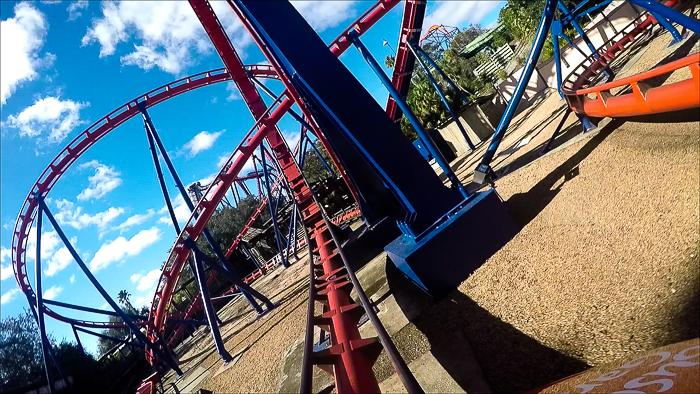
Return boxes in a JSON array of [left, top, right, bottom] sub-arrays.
[[386, 0, 427, 123]]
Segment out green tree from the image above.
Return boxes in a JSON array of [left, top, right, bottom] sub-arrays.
[[384, 55, 395, 69], [301, 140, 338, 184], [117, 290, 135, 313], [0, 310, 45, 389], [1, 310, 98, 391]]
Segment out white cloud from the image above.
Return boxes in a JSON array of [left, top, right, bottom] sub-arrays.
[[76, 160, 122, 200], [130, 273, 142, 283], [422, 1, 503, 32], [226, 82, 241, 102], [2, 245, 15, 280], [0, 3, 51, 104], [1, 288, 21, 304], [282, 130, 302, 152], [157, 216, 171, 225], [5, 96, 89, 144], [25, 228, 61, 263], [69, 274, 76, 283], [136, 269, 160, 292], [81, 1, 252, 75], [54, 199, 125, 233], [43, 285, 63, 300], [114, 209, 155, 233], [67, 1, 89, 21], [133, 295, 151, 308], [44, 238, 76, 277], [100, 302, 109, 310], [0, 246, 10, 263], [291, 1, 357, 32], [217, 153, 255, 176], [1, 265, 13, 281], [182, 130, 223, 157], [89, 227, 162, 272]]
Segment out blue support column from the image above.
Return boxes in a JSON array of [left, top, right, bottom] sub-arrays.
[[35, 197, 183, 375], [71, 323, 99, 388], [34, 208, 56, 393], [188, 245, 233, 363], [408, 41, 476, 151], [138, 102, 272, 312], [551, 21, 565, 99], [349, 31, 469, 199], [474, 0, 558, 185], [41, 298, 147, 321], [260, 144, 289, 268], [414, 45, 471, 106], [26, 303, 74, 394], [542, 108, 573, 154], [185, 240, 273, 312]]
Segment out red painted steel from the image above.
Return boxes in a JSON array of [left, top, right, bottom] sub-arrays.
[[328, 0, 401, 56], [386, 0, 427, 122]]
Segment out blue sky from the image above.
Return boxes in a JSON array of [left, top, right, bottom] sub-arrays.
[[0, 0, 504, 356]]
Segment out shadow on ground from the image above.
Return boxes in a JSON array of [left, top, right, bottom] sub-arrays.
[[386, 260, 589, 393]]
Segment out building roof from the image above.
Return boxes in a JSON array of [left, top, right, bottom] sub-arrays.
[[460, 22, 504, 58]]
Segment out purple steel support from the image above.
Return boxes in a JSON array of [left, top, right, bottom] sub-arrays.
[[189, 244, 233, 363], [34, 209, 56, 393], [73, 326, 142, 348], [260, 144, 289, 267], [35, 196, 183, 375]]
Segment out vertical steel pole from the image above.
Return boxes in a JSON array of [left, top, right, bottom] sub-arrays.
[[349, 31, 469, 199], [241, 242, 261, 269], [36, 197, 183, 375], [474, 0, 558, 184], [552, 21, 565, 98], [260, 144, 289, 268], [26, 303, 74, 394], [190, 248, 233, 363], [34, 207, 55, 394], [408, 41, 475, 150]]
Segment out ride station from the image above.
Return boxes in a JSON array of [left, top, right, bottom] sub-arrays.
[[8, 0, 700, 393]]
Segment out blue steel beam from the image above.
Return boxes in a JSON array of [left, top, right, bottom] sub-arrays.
[[349, 31, 469, 199], [37, 298, 147, 321], [26, 303, 74, 394], [260, 144, 289, 268], [629, 0, 700, 35], [138, 102, 272, 312], [407, 41, 475, 151], [188, 244, 233, 363], [474, 0, 558, 185], [73, 326, 142, 349], [34, 208, 55, 393], [35, 196, 183, 375], [413, 44, 471, 106]]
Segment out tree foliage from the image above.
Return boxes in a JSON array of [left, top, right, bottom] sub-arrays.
[[1, 309, 98, 391]]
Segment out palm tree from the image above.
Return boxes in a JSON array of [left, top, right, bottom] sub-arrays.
[[117, 290, 135, 313]]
